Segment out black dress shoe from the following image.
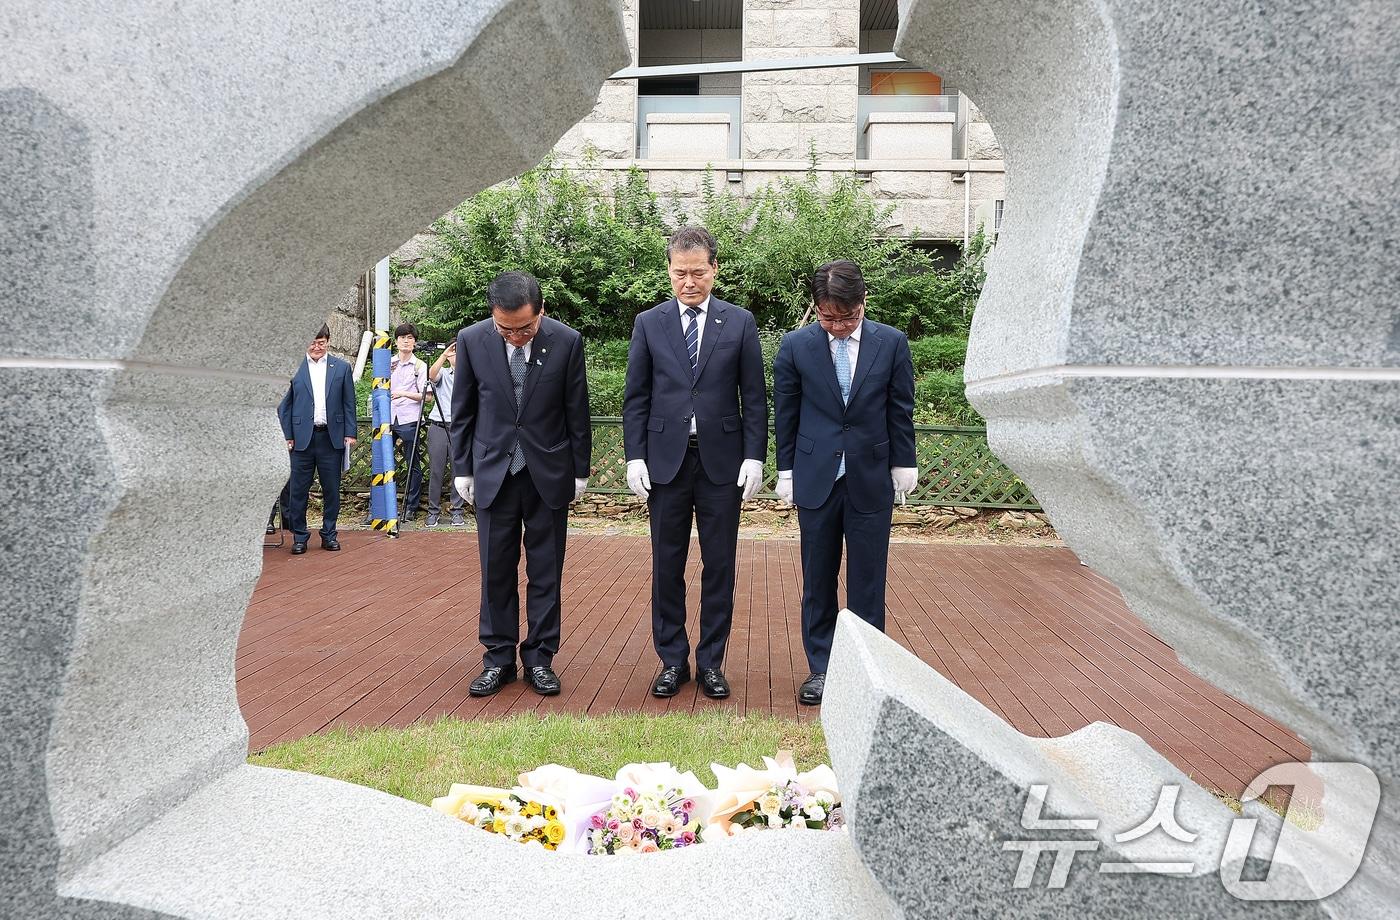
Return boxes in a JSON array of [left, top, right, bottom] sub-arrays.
[[265, 521, 277, 535], [291, 543, 307, 555], [698, 668, 730, 699], [469, 665, 517, 697], [798, 672, 826, 706], [321, 539, 341, 551], [526, 665, 561, 696], [651, 664, 691, 698]]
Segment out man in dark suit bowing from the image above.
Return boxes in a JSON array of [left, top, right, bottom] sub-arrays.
[[773, 260, 917, 705], [623, 225, 767, 700], [277, 324, 357, 554], [449, 271, 591, 698]]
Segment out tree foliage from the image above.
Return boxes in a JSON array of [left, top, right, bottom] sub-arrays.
[[405, 154, 990, 342]]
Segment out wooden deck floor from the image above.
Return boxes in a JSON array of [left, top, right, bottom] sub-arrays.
[[240, 530, 1309, 799]]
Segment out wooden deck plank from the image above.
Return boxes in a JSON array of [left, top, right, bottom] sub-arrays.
[[240, 532, 1311, 799]]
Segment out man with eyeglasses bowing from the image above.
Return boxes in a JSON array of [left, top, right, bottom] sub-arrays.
[[624, 225, 767, 701], [772, 260, 917, 706], [450, 271, 591, 698]]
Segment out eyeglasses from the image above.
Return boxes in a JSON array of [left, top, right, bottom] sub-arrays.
[[815, 305, 863, 329], [494, 317, 541, 337]]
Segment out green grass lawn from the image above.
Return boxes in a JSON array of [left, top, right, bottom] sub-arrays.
[[250, 711, 828, 805]]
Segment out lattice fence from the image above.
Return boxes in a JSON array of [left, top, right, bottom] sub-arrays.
[[342, 417, 1039, 510]]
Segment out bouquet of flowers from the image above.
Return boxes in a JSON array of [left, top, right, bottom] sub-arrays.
[[430, 784, 567, 850], [584, 784, 703, 854], [705, 752, 843, 838], [727, 779, 841, 832]]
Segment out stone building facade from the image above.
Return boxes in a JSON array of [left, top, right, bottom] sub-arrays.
[[331, 0, 1005, 351]]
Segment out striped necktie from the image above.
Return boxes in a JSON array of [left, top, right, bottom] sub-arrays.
[[684, 306, 701, 379]]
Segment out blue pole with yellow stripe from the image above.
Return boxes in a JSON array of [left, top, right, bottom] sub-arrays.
[[368, 329, 399, 535]]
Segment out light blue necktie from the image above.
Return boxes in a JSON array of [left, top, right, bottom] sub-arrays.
[[508, 345, 527, 474], [834, 336, 851, 479]]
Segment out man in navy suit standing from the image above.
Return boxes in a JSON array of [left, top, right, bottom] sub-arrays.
[[773, 261, 917, 705], [450, 271, 591, 698], [623, 226, 767, 700], [277, 324, 357, 554]]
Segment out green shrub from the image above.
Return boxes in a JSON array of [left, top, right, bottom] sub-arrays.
[[405, 153, 991, 342], [914, 370, 982, 426], [588, 366, 628, 416], [909, 335, 968, 374], [585, 338, 632, 370]]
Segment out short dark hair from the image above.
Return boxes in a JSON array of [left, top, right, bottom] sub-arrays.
[[666, 225, 718, 264], [314, 323, 331, 341], [487, 270, 543, 315], [811, 260, 867, 313], [393, 322, 417, 339]]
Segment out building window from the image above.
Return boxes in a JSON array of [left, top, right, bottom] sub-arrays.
[[994, 199, 1004, 235], [868, 71, 943, 95]]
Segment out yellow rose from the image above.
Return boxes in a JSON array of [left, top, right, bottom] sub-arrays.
[[545, 821, 566, 844], [524, 801, 542, 817], [491, 818, 506, 834]]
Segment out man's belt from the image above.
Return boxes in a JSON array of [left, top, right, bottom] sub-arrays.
[[427, 418, 449, 427], [687, 434, 699, 449]]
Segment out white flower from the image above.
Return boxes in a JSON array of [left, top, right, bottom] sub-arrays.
[[766, 815, 782, 829], [758, 793, 783, 817], [499, 798, 521, 817], [787, 818, 809, 831], [641, 809, 662, 829], [504, 815, 529, 838], [807, 805, 826, 823], [658, 814, 680, 836]]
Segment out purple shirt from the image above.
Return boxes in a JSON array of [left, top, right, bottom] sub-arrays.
[[390, 355, 425, 424]]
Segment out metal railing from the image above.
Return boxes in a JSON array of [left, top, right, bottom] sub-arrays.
[[343, 417, 1038, 511]]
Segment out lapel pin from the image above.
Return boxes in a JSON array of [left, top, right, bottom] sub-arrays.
[[716, 318, 723, 325]]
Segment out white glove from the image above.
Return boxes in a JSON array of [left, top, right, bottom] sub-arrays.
[[626, 459, 651, 500], [573, 478, 588, 502], [775, 471, 794, 506], [455, 476, 474, 505], [736, 458, 765, 502], [891, 467, 918, 505]]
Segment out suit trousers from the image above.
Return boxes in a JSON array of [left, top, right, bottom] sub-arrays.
[[390, 421, 426, 515], [647, 444, 741, 670], [797, 477, 893, 673], [424, 422, 464, 514], [475, 468, 569, 670], [285, 427, 343, 546]]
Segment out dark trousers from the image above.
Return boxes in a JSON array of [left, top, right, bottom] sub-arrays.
[[425, 421, 464, 514], [476, 469, 569, 670], [285, 428, 343, 546], [390, 421, 425, 515], [797, 477, 893, 673], [647, 444, 741, 670]]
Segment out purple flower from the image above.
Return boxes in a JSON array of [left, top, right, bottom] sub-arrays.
[[681, 799, 696, 812], [632, 817, 644, 830], [624, 787, 637, 799], [607, 819, 620, 831], [590, 814, 606, 829]]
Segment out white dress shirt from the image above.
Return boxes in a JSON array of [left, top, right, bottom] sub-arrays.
[[680, 296, 710, 434], [507, 340, 533, 366], [428, 365, 454, 423], [307, 353, 328, 426]]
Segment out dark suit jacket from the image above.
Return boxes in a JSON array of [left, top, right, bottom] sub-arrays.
[[449, 315, 591, 510], [277, 354, 356, 450], [622, 297, 767, 485], [773, 319, 916, 513]]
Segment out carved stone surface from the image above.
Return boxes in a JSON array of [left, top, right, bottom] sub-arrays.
[[893, 0, 1400, 916]]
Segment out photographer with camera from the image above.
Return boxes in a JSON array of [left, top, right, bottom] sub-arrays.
[[423, 340, 466, 527]]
